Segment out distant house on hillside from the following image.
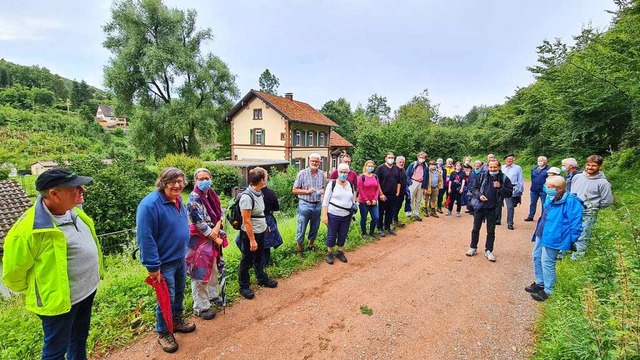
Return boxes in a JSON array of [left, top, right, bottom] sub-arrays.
[[0, 180, 31, 297], [225, 90, 354, 174], [30, 161, 58, 175], [96, 104, 127, 130]]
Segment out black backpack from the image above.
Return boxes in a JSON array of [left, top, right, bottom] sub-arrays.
[[226, 190, 265, 230]]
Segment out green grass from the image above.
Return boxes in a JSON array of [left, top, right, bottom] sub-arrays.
[[532, 169, 640, 359], [360, 305, 373, 316], [0, 209, 409, 358]]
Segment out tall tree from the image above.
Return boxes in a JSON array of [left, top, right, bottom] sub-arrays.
[[365, 93, 391, 122], [71, 80, 93, 109], [0, 68, 9, 88], [320, 98, 355, 144], [258, 69, 279, 95], [103, 0, 239, 158]]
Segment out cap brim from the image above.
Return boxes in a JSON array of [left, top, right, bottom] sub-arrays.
[[62, 176, 93, 187]]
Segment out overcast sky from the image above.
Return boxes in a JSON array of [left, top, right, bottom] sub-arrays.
[[0, 0, 615, 116]]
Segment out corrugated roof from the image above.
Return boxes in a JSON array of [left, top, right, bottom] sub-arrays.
[[0, 180, 31, 252], [329, 131, 354, 148]]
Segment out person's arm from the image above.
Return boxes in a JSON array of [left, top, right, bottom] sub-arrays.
[[1, 227, 33, 292], [500, 176, 514, 198], [292, 171, 316, 195], [136, 204, 162, 279], [568, 198, 584, 243], [321, 181, 334, 225], [241, 207, 257, 251], [187, 194, 213, 237], [599, 182, 614, 209], [460, 178, 466, 193]]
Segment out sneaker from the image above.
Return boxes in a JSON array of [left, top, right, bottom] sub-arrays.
[[524, 217, 534, 222], [531, 290, 549, 302], [326, 252, 334, 265], [239, 288, 255, 299], [394, 222, 405, 228], [194, 308, 216, 320], [387, 229, 397, 236], [258, 279, 278, 288], [525, 282, 544, 294], [430, 211, 439, 218], [157, 332, 178, 353], [465, 248, 477, 256], [437, 208, 443, 214], [495, 221, 502, 225], [379, 230, 386, 237], [210, 297, 224, 307], [445, 211, 452, 216], [335, 250, 348, 263], [455, 212, 461, 217], [414, 216, 422, 222], [369, 232, 378, 239], [508, 224, 515, 230], [173, 317, 196, 333], [484, 250, 496, 262]]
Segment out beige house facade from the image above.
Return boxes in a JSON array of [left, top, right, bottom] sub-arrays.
[[226, 90, 353, 172]]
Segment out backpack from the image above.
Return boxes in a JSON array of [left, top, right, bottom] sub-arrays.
[[226, 189, 264, 230]]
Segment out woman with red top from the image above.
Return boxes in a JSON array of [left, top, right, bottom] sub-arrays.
[[357, 160, 382, 239]]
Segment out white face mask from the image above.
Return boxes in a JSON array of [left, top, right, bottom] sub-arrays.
[[537, 161, 544, 167], [418, 158, 425, 164], [386, 158, 395, 165], [561, 166, 567, 172]]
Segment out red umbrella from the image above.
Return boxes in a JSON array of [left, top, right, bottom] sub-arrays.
[[145, 275, 173, 333]]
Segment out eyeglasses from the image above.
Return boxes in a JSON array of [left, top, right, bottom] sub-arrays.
[[167, 180, 187, 187]]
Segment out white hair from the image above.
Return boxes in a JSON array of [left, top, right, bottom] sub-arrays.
[[193, 167, 211, 180], [397, 156, 405, 162], [337, 163, 350, 171], [309, 153, 321, 160], [562, 158, 578, 167], [538, 156, 548, 162]]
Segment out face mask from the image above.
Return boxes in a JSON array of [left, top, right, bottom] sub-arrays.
[[437, 161, 443, 166], [386, 158, 395, 165], [544, 187, 557, 197], [489, 171, 499, 176], [474, 169, 481, 174], [338, 173, 348, 181], [367, 166, 375, 173], [429, 165, 436, 170], [537, 161, 544, 167], [197, 179, 212, 191], [418, 158, 425, 164], [464, 161, 470, 165], [561, 166, 567, 172]]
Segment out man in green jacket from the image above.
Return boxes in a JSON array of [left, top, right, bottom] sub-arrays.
[[2, 168, 103, 360]]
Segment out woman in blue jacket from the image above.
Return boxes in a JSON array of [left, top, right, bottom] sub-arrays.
[[525, 176, 583, 301]]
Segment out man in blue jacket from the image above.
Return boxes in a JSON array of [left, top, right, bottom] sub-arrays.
[[525, 176, 583, 301], [137, 167, 196, 353], [525, 156, 550, 221], [405, 152, 429, 221]]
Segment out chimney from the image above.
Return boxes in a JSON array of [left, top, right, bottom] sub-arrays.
[[285, 92, 293, 101]]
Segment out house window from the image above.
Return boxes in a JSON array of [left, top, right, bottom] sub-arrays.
[[331, 157, 337, 170], [281, 132, 285, 141], [250, 128, 265, 145], [294, 130, 301, 146], [253, 109, 263, 120], [320, 156, 328, 171], [318, 132, 326, 146], [307, 131, 314, 147]]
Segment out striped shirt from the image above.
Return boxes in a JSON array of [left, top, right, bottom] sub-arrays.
[[294, 168, 325, 203]]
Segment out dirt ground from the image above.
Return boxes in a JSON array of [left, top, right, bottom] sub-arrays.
[[102, 191, 540, 360]]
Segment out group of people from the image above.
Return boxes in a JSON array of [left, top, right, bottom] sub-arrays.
[[0, 149, 613, 358]]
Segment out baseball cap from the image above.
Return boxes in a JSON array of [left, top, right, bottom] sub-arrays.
[[35, 168, 93, 191], [547, 167, 562, 175]]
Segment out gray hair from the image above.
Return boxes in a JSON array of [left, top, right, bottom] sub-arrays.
[[538, 156, 548, 162], [193, 167, 211, 180], [546, 175, 566, 190], [337, 163, 350, 172], [474, 160, 483, 166], [397, 156, 406, 162], [562, 158, 578, 167], [155, 167, 187, 189], [309, 153, 321, 160]]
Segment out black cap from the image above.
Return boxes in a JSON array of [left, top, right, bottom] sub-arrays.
[[504, 153, 515, 159], [35, 168, 93, 191]]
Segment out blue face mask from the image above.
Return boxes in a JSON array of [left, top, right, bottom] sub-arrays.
[[489, 171, 499, 176], [338, 173, 348, 181], [367, 166, 375, 173], [474, 169, 481, 174], [544, 186, 557, 197], [197, 179, 212, 191]]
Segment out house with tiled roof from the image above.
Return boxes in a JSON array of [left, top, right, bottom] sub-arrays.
[[225, 90, 353, 172], [96, 104, 127, 130], [0, 180, 31, 254], [30, 161, 59, 175]]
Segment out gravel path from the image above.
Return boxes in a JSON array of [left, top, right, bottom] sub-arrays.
[[101, 190, 539, 359]]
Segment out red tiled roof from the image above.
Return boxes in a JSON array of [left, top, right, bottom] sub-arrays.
[[226, 90, 338, 127], [329, 131, 354, 148]]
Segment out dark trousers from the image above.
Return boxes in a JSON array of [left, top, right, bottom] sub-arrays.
[[470, 207, 497, 252], [326, 213, 351, 247], [528, 191, 546, 218], [359, 203, 379, 235], [393, 189, 410, 222], [39, 291, 96, 360], [238, 230, 269, 289], [447, 191, 462, 213], [261, 247, 271, 270], [377, 193, 397, 230], [437, 188, 447, 209]]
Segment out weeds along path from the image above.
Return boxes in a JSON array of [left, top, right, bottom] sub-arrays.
[[102, 191, 539, 359]]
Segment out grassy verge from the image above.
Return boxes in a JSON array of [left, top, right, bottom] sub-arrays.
[[0, 210, 408, 358], [532, 169, 640, 359]]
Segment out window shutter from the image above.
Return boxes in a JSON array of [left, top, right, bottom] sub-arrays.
[[302, 131, 307, 146], [250, 129, 254, 145], [301, 158, 306, 169], [315, 131, 319, 146], [262, 128, 265, 145]]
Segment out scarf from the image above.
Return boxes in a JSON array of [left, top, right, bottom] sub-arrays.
[[194, 186, 222, 224]]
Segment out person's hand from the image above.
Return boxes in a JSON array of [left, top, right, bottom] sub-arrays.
[[365, 200, 371, 206], [480, 195, 488, 202], [308, 188, 316, 195], [210, 227, 220, 238], [380, 194, 386, 201], [448, 189, 452, 193], [372, 199, 377, 205], [493, 181, 501, 188], [250, 240, 258, 251], [213, 237, 223, 246], [459, 189, 464, 194], [423, 189, 428, 195], [148, 271, 161, 281], [322, 215, 329, 225]]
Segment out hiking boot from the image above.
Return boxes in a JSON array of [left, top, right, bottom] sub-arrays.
[[379, 230, 386, 237], [194, 308, 216, 320], [508, 224, 515, 230], [369, 232, 378, 239], [465, 248, 477, 256], [335, 250, 348, 263], [524, 217, 534, 222], [387, 229, 397, 236], [258, 279, 278, 288], [485, 250, 496, 262], [531, 289, 549, 302], [394, 221, 405, 228], [495, 221, 502, 225], [437, 208, 443, 214], [210, 296, 224, 307], [326, 252, 334, 264], [414, 215, 422, 222], [173, 317, 196, 333], [430, 210, 439, 218], [157, 332, 178, 353], [239, 288, 255, 299], [525, 282, 544, 294]]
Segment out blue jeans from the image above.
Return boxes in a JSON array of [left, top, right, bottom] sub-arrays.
[[326, 213, 351, 247], [571, 212, 598, 260], [532, 237, 560, 294], [496, 197, 516, 226], [359, 203, 379, 235], [296, 200, 322, 244], [39, 291, 96, 360], [528, 191, 546, 218], [156, 258, 186, 333]]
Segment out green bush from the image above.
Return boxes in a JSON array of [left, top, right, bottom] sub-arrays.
[[207, 163, 241, 196], [268, 165, 298, 213], [0, 167, 9, 180], [157, 153, 204, 183]]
